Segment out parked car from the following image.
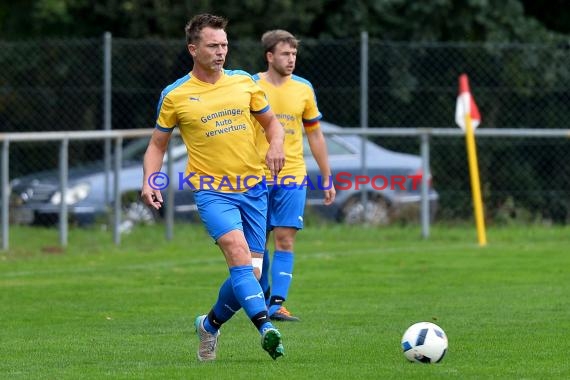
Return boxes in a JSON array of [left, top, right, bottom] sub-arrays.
[[304, 122, 438, 224], [9, 121, 438, 226], [9, 137, 171, 226]]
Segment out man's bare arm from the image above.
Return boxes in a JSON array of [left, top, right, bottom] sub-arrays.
[[141, 129, 171, 209]]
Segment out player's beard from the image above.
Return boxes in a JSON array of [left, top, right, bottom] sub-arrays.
[[275, 64, 294, 77], [203, 53, 225, 72]]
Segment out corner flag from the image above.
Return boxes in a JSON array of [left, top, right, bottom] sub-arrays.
[[455, 74, 481, 130], [455, 74, 487, 246]]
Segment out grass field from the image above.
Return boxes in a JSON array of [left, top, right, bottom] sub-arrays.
[[1, 223, 569, 379]]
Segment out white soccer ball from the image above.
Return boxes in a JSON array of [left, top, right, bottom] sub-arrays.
[[401, 322, 448, 364]]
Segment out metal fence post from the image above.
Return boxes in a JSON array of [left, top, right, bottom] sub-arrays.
[[103, 32, 113, 208], [113, 136, 122, 245], [420, 132, 431, 239], [166, 142, 174, 240], [360, 31, 369, 221], [59, 138, 69, 247], [1, 139, 9, 251]]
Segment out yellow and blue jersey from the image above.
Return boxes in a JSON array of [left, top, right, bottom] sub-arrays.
[[253, 73, 322, 183], [155, 69, 269, 192]]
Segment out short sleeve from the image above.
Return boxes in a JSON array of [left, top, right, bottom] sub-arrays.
[[250, 82, 271, 114], [156, 92, 178, 131], [302, 85, 322, 132]]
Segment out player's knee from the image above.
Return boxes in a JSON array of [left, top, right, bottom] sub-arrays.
[[273, 227, 297, 250], [274, 235, 295, 251], [218, 232, 251, 265]]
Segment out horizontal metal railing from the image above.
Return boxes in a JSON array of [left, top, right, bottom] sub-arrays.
[[2, 127, 569, 251]]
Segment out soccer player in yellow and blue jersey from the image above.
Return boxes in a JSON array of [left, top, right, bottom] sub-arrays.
[[254, 30, 336, 321], [141, 14, 285, 361]]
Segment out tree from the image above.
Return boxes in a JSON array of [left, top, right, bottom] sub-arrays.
[[306, 0, 565, 42], [1, 0, 568, 41], [521, 0, 570, 34]]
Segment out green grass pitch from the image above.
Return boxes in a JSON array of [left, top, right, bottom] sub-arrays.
[[1, 223, 569, 379]]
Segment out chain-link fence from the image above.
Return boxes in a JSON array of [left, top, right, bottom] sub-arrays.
[[1, 36, 569, 225]]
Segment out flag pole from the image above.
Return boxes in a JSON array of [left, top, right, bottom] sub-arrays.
[[457, 73, 487, 246], [463, 102, 487, 246]]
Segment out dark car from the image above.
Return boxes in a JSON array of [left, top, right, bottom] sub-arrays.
[[9, 121, 437, 226]]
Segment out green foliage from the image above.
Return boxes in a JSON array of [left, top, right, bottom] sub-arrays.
[[1, 0, 568, 41], [1, 224, 570, 378]]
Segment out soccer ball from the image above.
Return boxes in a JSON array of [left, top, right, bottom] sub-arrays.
[[401, 322, 448, 364]]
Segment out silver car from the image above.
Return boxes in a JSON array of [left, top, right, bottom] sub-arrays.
[[304, 122, 438, 224]]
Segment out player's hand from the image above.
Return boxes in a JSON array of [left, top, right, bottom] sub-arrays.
[[265, 144, 285, 177], [141, 188, 164, 210], [321, 175, 336, 205]]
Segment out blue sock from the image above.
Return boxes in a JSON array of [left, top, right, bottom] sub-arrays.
[[202, 317, 218, 335], [202, 277, 242, 334], [268, 250, 294, 316], [230, 265, 274, 333], [259, 249, 271, 301]]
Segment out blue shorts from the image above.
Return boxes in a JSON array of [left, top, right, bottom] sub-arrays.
[[194, 183, 268, 254], [267, 185, 306, 230]]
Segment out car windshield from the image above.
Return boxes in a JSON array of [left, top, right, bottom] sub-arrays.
[[123, 131, 359, 163], [121, 135, 185, 163], [121, 138, 150, 162], [303, 134, 356, 157]]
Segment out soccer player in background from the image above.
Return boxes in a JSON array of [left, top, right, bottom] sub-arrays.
[[141, 14, 286, 361], [255, 30, 336, 321]]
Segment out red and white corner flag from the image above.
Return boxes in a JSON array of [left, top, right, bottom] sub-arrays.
[[455, 74, 481, 130], [454, 73, 487, 246]]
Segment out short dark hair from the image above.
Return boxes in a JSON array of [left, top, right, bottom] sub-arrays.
[[185, 14, 228, 44], [261, 29, 299, 55]]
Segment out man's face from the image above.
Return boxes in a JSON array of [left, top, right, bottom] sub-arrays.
[[189, 27, 228, 73], [268, 41, 296, 76]]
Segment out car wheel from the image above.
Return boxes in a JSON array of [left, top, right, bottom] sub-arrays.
[[341, 196, 391, 225], [121, 192, 161, 226]]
